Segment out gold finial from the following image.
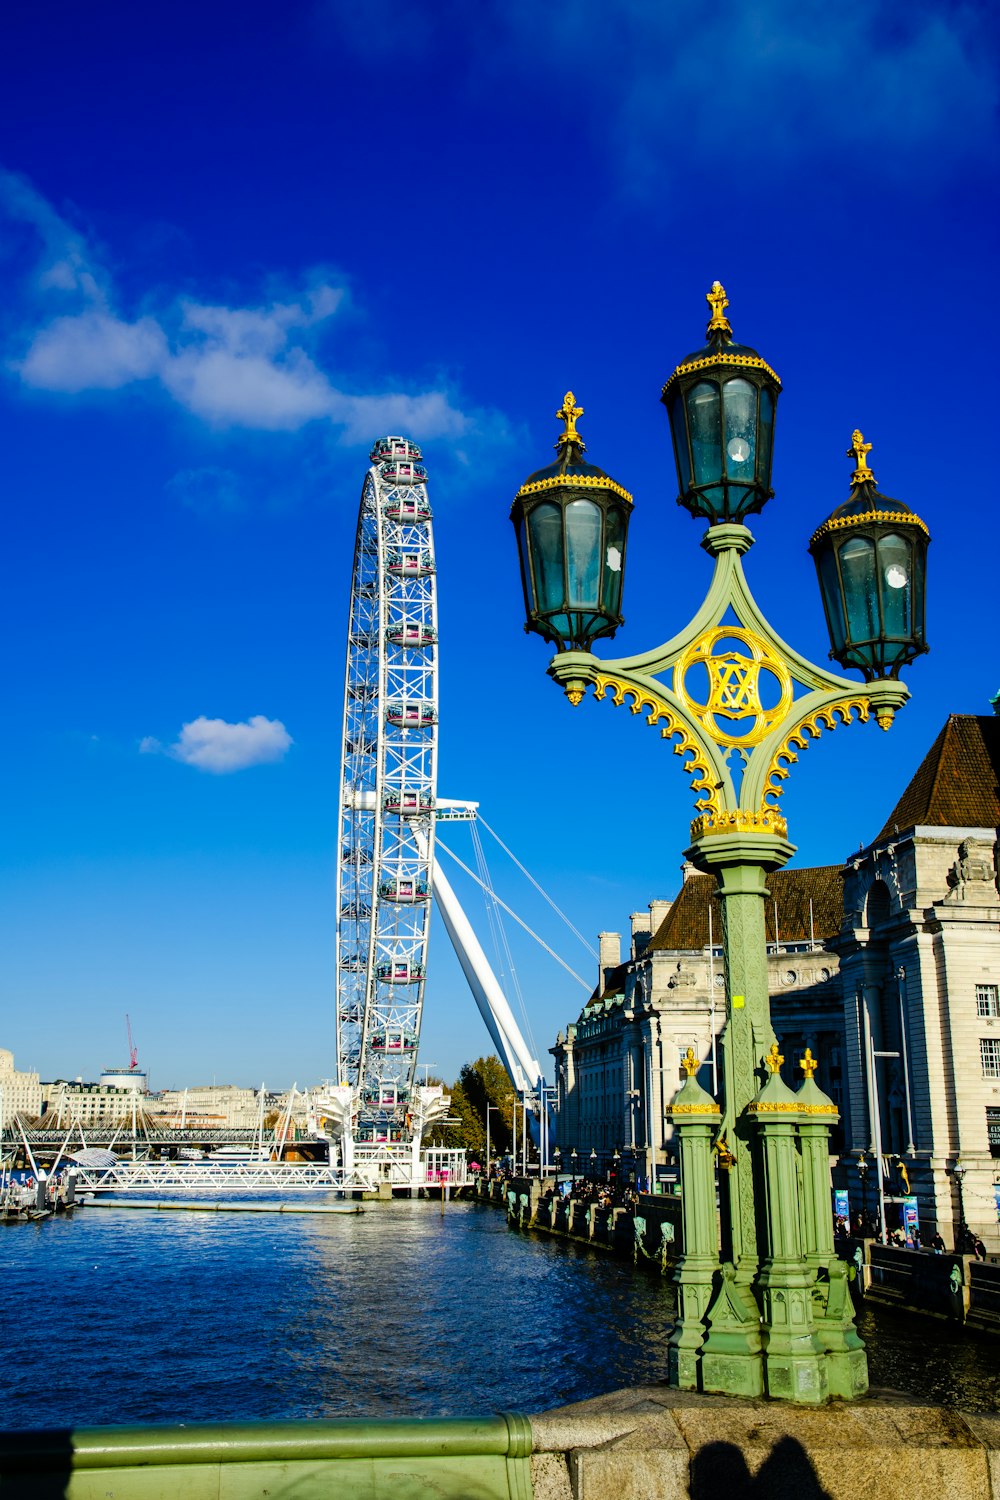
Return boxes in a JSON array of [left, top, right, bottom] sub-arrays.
[[681, 1046, 699, 1078], [799, 1047, 818, 1080], [556, 391, 585, 450], [706, 280, 732, 337], [847, 429, 876, 486], [765, 1042, 784, 1074], [715, 1133, 735, 1170]]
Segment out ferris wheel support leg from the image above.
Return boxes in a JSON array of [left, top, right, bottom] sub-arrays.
[[415, 827, 543, 1103]]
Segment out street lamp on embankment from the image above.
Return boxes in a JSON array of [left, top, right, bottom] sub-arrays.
[[510, 282, 930, 1405]]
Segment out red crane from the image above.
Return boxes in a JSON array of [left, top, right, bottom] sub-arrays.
[[126, 1014, 139, 1071]]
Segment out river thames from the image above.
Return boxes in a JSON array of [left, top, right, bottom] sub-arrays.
[[3, 1199, 997, 1428]]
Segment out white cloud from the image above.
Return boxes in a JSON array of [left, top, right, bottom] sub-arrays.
[[2, 172, 503, 448], [143, 715, 293, 774], [19, 311, 166, 391]]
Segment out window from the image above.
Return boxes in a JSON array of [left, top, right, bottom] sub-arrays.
[[976, 984, 1000, 1017], [982, 1037, 1000, 1079], [988, 1108, 1000, 1159]]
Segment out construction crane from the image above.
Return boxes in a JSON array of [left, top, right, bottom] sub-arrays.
[[126, 1014, 139, 1072]]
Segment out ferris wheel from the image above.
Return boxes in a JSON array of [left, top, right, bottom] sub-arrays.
[[335, 436, 439, 1150]]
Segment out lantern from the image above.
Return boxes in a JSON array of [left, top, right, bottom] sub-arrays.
[[809, 431, 929, 679], [661, 281, 781, 526], [511, 392, 633, 651]]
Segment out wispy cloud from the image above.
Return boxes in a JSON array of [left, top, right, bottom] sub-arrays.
[[164, 466, 244, 516], [0, 169, 504, 446], [323, 0, 997, 190], [141, 715, 293, 773]]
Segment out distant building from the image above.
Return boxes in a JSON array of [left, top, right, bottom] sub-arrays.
[[552, 709, 1000, 1250], [837, 713, 1000, 1249], [551, 864, 845, 1188], [0, 1048, 42, 1126], [40, 1079, 138, 1127], [99, 1067, 148, 1093], [155, 1085, 260, 1129]]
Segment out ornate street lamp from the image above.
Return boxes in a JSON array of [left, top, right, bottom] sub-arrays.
[[570, 1147, 578, 1186], [809, 432, 929, 679], [510, 282, 929, 1405], [952, 1158, 969, 1251], [510, 393, 634, 651], [856, 1152, 869, 1230]]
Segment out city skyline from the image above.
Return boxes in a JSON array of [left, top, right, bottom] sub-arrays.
[[0, 0, 996, 1087]]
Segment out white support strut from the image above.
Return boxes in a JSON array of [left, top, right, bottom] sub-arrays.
[[410, 821, 543, 1100]]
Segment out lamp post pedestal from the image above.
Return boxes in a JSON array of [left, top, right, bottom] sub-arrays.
[[666, 1056, 722, 1390], [686, 834, 794, 1396]]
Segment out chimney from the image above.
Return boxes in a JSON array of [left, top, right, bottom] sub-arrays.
[[598, 931, 621, 991], [630, 911, 651, 959], [648, 899, 671, 936]]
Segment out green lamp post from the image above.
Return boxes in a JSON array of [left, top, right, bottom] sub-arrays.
[[510, 282, 930, 1403]]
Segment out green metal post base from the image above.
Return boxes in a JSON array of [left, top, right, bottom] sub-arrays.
[[811, 1263, 870, 1398], [756, 1268, 830, 1404], [699, 1264, 765, 1398], [666, 1066, 723, 1390]]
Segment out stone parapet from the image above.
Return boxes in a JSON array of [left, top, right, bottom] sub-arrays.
[[529, 1385, 1000, 1500]]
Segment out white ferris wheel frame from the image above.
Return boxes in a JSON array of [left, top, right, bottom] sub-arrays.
[[336, 440, 439, 1138], [334, 437, 544, 1161]]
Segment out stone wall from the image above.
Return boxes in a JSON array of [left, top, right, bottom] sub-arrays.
[[529, 1386, 1000, 1500]]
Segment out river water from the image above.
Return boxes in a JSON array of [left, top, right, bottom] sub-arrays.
[[2, 1199, 996, 1429]]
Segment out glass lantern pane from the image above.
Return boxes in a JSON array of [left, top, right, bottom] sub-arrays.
[[687, 382, 721, 487], [758, 387, 774, 487], [838, 536, 879, 643], [565, 499, 602, 607], [668, 393, 691, 494], [723, 378, 756, 481], [817, 545, 847, 653], [516, 516, 533, 608], [601, 506, 625, 615], [877, 532, 911, 637], [527, 502, 565, 614]]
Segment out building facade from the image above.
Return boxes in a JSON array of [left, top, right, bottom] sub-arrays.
[[0, 1048, 42, 1126], [837, 714, 1000, 1248], [552, 863, 846, 1189], [552, 711, 1000, 1250], [40, 1079, 140, 1127]]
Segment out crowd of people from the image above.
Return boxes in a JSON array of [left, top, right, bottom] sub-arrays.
[[834, 1211, 987, 1259]]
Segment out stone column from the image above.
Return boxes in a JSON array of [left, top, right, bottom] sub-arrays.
[[795, 1048, 869, 1398], [749, 1044, 829, 1404], [665, 1052, 721, 1391], [689, 833, 793, 1399]]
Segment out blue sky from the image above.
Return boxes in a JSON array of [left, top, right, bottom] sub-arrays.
[[0, 0, 997, 1091]]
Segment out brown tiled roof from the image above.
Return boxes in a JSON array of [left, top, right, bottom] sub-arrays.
[[648, 865, 843, 952], [876, 715, 1000, 841], [585, 961, 628, 1010]]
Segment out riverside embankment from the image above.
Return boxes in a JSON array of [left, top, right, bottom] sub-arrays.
[[475, 1175, 1000, 1334]]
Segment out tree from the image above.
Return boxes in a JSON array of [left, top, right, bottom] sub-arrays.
[[457, 1056, 516, 1159]]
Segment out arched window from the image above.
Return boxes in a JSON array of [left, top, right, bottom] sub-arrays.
[[866, 879, 891, 929]]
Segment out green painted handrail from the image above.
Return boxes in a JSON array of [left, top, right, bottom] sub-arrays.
[[1, 1413, 531, 1467], [0, 1414, 534, 1500]]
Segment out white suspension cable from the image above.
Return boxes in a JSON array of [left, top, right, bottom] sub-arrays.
[[477, 815, 598, 959], [435, 836, 591, 992], [471, 813, 509, 996], [472, 818, 538, 1066]]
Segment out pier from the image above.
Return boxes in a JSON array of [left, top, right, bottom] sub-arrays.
[[83, 1198, 363, 1214]]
